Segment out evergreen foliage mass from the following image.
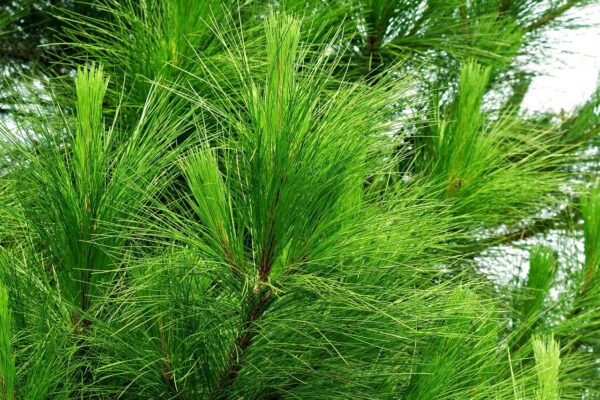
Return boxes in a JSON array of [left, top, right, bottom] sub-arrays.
[[1, 1, 599, 398]]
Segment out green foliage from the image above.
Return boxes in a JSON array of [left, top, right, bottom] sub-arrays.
[[511, 245, 558, 346], [582, 183, 600, 289], [403, 287, 501, 400], [532, 335, 561, 400], [562, 182, 600, 350], [418, 61, 566, 227], [1, 63, 191, 317], [0, 1, 598, 399], [0, 284, 15, 400], [58, 0, 239, 111]]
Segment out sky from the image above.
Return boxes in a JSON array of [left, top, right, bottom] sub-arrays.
[[522, 2, 600, 113]]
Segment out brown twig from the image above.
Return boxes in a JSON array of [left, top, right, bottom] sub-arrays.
[[525, 0, 579, 32]]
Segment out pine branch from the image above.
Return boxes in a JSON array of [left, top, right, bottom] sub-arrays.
[[474, 204, 578, 250], [0, 43, 43, 62], [499, 0, 512, 14], [525, 0, 580, 32], [211, 287, 273, 399]]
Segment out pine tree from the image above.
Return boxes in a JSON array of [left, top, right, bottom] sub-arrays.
[[1, 1, 599, 399]]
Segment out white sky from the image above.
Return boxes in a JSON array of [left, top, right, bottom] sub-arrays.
[[522, 2, 600, 112]]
